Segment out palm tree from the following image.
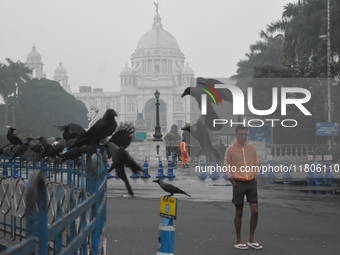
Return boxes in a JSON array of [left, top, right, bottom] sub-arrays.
[[0, 59, 31, 127]]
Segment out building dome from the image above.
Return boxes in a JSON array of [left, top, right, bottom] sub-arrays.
[[26, 45, 42, 63], [132, 14, 184, 59], [182, 62, 194, 74], [55, 62, 67, 75], [120, 64, 134, 75]]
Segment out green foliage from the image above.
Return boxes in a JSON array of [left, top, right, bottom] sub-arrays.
[[164, 133, 176, 142], [169, 124, 181, 141], [2, 78, 88, 137], [232, 1, 340, 145]]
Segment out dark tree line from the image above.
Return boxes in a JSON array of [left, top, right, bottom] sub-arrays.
[[233, 0, 340, 145]]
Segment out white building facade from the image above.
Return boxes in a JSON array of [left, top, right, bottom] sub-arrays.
[[73, 12, 194, 133], [24, 11, 195, 134]]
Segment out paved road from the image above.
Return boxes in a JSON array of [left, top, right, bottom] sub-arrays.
[[105, 166, 340, 255]]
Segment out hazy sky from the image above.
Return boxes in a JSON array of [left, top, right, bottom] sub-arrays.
[[1, 0, 293, 93]]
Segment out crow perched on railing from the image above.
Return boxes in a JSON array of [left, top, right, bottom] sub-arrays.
[[54, 123, 86, 142], [36, 139, 66, 161], [9, 137, 34, 162], [7, 127, 23, 146], [68, 109, 118, 150]]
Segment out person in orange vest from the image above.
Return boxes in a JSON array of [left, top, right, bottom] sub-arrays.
[[179, 137, 189, 167]]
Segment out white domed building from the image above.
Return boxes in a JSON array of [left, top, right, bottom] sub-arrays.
[[73, 10, 195, 134], [53, 61, 71, 93], [25, 44, 44, 79]]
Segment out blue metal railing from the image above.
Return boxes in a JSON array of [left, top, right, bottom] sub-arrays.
[[0, 151, 107, 254]]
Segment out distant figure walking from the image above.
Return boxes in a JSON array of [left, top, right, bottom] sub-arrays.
[[179, 137, 189, 167]]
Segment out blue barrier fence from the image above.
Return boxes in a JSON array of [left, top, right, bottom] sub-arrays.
[[0, 151, 107, 254]]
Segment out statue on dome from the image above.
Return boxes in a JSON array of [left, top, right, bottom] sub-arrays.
[[154, 2, 159, 14]]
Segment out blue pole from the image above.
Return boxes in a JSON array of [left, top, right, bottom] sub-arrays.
[[198, 155, 207, 180], [2, 159, 8, 176], [282, 155, 292, 184], [157, 218, 175, 255], [209, 158, 219, 180], [306, 155, 314, 187], [266, 156, 275, 178], [324, 155, 333, 195], [156, 157, 165, 178], [314, 155, 323, 194], [106, 159, 114, 179], [167, 156, 176, 179], [13, 161, 20, 178], [257, 159, 265, 178], [141, 157, 151, 178]]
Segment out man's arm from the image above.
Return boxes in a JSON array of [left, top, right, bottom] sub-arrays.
[[224, 147, 237, 186]]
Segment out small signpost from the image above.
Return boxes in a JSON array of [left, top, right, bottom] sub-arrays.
[[157, 196, 177, 255]]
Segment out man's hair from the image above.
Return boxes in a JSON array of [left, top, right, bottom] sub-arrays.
[[182, 137, 186, 142], [235, 125, 248, 134]]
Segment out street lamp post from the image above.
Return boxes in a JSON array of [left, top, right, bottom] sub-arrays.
[[326, 0, 332, 152], [320, 0, 332, 153], [153, 90, 163, 141]]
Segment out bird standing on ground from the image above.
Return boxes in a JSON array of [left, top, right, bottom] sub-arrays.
[[153, 179, 191, 197]]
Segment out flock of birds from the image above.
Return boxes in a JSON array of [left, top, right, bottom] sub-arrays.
[[1, 78, 231, 198]]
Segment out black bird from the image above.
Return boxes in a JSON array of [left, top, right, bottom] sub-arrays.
[[37, 136, 52, 152], [153, 179, 191, 197], [0, 146, 10, 157], [54, 123, 86, 142], [108, 123, 134, 149], [9, 138, 34, 162], [7, 127, 23, 146], [181, 116, 220, 161], [60, 144, 96, 163], [102, 123, 141, 196], [105, 142, 143, 196], [69, 109, 118, 150], [181, 77, 233, 131], [36, 139, 66, 161]]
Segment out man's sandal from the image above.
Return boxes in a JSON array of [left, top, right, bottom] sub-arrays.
[[247, 242, 263, 250], [234, 243, 249, 250]]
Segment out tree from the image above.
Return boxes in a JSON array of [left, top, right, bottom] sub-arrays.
[[0, 59, 31, 128], [164, 124, 181, 143], [0, 78, 88, 137]]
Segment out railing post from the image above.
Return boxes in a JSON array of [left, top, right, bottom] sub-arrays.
[[26, 170, 48, 254]]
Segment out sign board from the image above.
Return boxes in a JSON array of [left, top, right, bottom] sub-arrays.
[[135, 132, 147, 140], [307, 155, 313, 161], [160, 196, 177, 220], [315, 155, 322, 162], [249, 125, 271, 144], [267, 155, 273, 161], [316, 122, 339, 136], [324, 155, 332, 161]]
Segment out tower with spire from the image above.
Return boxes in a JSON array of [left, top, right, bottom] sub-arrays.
[[25, 44, 44, 79], [54, 61, 71, 93]]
